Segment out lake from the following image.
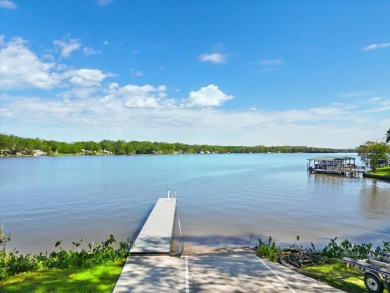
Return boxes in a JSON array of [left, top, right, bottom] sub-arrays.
[[0, 153, 389, 254]]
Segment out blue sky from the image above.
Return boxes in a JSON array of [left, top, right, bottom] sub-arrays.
[[0, 0, 389, 148]]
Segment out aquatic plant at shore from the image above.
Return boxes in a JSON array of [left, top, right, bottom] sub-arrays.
[[255, 236, 390, 262], [255, 237, 281, 262], [321, 238, 390, 259], [0, 227, 131, 279], [256, 237, 390, 293]]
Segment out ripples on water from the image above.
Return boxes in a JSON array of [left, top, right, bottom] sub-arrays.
[[0, 154, 389, 254]]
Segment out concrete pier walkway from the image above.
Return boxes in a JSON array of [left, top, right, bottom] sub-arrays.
[[113, 248, 343, 292], [113, 195, 342, 292], [113, 196, 177, 292], [130, 197, 177, 255]]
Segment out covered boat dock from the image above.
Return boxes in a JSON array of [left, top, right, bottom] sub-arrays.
[[307, 156, 366, 177]]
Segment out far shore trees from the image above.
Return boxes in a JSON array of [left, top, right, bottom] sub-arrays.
[[357, 141, 390, 172], [0, 133, 355, 156]]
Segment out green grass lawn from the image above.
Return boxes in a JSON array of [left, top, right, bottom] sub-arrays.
[[2, 258, 389, 293], [369, 166, 390, 177], [303, 261, 389, 293], [0, 262, 124, 293]]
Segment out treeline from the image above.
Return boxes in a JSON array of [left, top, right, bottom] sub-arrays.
[[0, 133, 354, 156]]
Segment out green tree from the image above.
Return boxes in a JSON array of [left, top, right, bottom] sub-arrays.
[[99, 140, 115, 153], [71, 142, 83, 154], [114, 140, 126, 155], [125, 142, 135, 155], [357, 141, 390, 172], [386, 128, 390, 143]]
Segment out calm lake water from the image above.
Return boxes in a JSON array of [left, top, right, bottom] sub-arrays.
[[1, 153, 389, 254]]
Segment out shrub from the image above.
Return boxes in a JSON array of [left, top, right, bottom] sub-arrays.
[[320, 238, 389, 259], [255, 237, 282, 262], [0, 228, 131, 279], [254, 236, 390, 263]]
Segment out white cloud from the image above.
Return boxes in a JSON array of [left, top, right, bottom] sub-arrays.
[[2, 91, 388, 148], [130, 68, 144, 77], [69, 69, 106, 87], [198, 53, 227, 64], [0, 0, 17, 9], [54, 36, 100, 58], [185, 84, 234, 108], [54, 38, 82, 58], [0, 37, 58, 89], [106, 83, 169, 109], [339, 91, 373, 98], [101, 83, 232, 109], [366, 97, 383, 103], [258, 59, 283, 73], [259, 59, 283, 65], [61, 87, 99, 101], [83, 47, 99, 56], [0, 36, 108, 90], [362, 97, 390, 113], [362, 42, 390, 51]]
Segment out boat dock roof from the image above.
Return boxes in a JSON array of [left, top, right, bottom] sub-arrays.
[[307, 156, 355, 161]]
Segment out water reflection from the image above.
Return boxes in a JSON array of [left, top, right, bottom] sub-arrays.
[[360, 179, 390, 218], [307, 173, 362, 187], [304, 173, 390, 246]]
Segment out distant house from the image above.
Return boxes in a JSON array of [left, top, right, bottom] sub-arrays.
[[33, 150, 46, 156]]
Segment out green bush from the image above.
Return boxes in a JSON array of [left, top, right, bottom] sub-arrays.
[[255, 237, 282, 262], [321, 238, 390, 259], [254, 236, 390, 262], [0, 228, 131, 279]]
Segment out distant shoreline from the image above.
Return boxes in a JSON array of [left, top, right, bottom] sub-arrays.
[[0, 133, 356, 157], [0, 151, 357, 158]]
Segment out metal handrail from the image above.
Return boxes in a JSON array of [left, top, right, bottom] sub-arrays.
[[167, 189, 177, 199], [167, 189, 182, 256], [178, 219, 183, 239], [177, 219, 184, 256]]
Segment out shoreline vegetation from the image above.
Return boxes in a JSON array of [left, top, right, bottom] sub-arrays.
[[255, 237, 390, 293], [0, 230, 130, 292], [1, 229, 389, 292], [0, 133, 354, 157], [365, 166, 390, 181], [0, 230, 131, 279]]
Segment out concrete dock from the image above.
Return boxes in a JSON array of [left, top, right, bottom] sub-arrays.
[[113, 196, 343, 292], [112, 248, 343, 292], [130, 197, 177, 255], [113, 196, 177, 292]]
